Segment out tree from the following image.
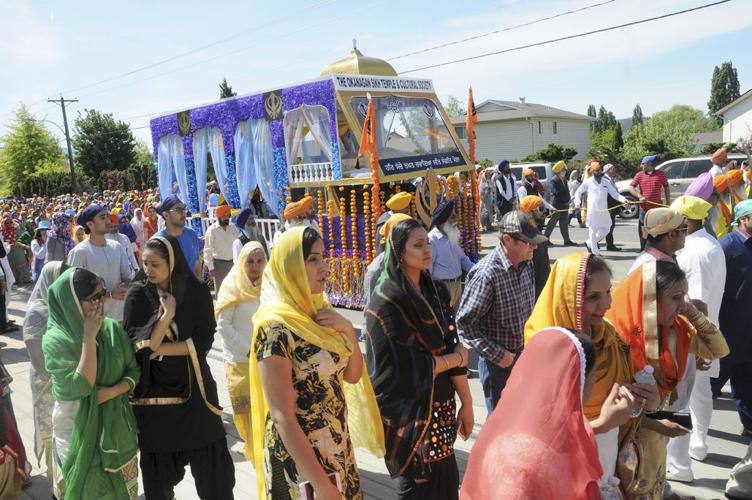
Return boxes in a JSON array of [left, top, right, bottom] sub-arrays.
[[587, 104, 597, 129], [0, 106, 64, 194], [444, 95, 466, 118], [219, 78, 237, 99], [632, 104, 644, 126], [708, 61, 740, 126], [622, 104, 716, 163], [72, 109, 137, 179], [523, 143, 577, 162]]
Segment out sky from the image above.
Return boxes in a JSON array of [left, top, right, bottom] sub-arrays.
[[1, 0, 750, 147]]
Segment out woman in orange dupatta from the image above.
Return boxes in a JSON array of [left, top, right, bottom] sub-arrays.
[[607, 260, 729, 499], [525, 253, 660, 498]]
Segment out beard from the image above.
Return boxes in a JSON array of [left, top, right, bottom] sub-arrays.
[[219, 218, 230, 226], [442, 223, 461, 245], [245, 225, 263, 240]]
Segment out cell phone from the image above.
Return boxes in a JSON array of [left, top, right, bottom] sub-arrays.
[[298, 472, 342, 499]]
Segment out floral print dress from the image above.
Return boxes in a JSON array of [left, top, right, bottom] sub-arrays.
[[255, 322, 361, 500]]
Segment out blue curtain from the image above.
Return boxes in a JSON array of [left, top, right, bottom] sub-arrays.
[[170, 136, 190, 204], [250, 118, 278, 216], [192, 129, 209, 215], [207, 127, 231, 203], [234, 121, 255, 208], [157, 136, 175, 201]]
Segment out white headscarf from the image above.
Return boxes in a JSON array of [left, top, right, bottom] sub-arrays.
[[22, 261, 66, 342]]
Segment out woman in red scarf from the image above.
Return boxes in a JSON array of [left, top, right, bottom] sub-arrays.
[[461, 328, 602, 500], [607, 260, 729, 499], [142, 204, 158, 241]]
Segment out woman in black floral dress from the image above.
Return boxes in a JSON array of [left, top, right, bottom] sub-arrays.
[[365, 218, 474, 499]]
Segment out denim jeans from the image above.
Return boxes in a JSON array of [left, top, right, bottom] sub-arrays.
[[478, 353, 519, 417]]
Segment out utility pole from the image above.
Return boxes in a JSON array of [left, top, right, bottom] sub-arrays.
[[48, 96, 78, 192]]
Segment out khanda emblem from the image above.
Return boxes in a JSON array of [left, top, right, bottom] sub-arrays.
[[416, 168, 440, 227], [177, 111, 191, 136], [264, 91, 283, 120]]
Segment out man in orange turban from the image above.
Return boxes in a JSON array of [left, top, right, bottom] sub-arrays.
[[204, 203, 239, 295], [273, 195, 319, 245], [710, 147, 728, 177], [519, 195, 550, 298], [713, 174, 733, 237]]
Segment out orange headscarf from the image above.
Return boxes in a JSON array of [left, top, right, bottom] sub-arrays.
[[713, 173, 728, 193], [606, 261, 693, 397], [519, 195, 543, 213], [525, 253, 633, 420]]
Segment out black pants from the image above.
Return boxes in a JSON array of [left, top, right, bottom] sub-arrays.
[[712, 358, 752, 431], [544, 210, 571, 243], [0, 289, 6, 330], [140, 437, 235, 500], [397, 455, 459, 500], [638, 210, 648, 250], [605, 209, 618, 247]]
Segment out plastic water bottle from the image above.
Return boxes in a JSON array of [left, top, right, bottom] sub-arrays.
[[630, 365, 656, 418]]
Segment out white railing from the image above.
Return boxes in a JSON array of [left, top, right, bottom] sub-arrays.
[[288, 162, 333, 184], [190, 217, 279, 249]]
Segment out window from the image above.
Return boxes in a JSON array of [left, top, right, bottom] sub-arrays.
[[455, 126, 467, 139], [659, 161, 686, 180], [538, 121, 542, 134], [685, 159, 712, 178], [553, 121, 558, 134]]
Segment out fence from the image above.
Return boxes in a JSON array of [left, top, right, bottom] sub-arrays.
[[194, 217, 280, 248]]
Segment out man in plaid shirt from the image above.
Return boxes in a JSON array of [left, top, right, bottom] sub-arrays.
[[457, 211, 547, 415]]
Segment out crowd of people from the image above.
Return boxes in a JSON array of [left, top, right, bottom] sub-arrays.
[[0, 148, 749, 499]]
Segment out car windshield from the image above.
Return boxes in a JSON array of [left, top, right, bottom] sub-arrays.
[[511, 166, 547, 181]]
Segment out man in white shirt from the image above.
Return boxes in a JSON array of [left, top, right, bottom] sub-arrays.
[[628, 207, 686, 274], [204, 204, 238, 295], [106, 214, 139, 273], [665, 196, 726, 484], [574, 162, 627, 255], [68, 205, 133, 322], [709, 147, 727, 177]]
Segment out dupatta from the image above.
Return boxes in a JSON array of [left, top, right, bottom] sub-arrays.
[[214, 241, 264, 317], [249, 227, 384, 498], [606, 261, 693, 398], [461, 328, 602, 500], [365, 227, 450, 478], [525, 253, 633, 420], [42, 268, 139, 500]]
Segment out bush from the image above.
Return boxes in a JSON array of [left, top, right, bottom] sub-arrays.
[[523, 144, 577, 162], [17, 160, 72, 196]]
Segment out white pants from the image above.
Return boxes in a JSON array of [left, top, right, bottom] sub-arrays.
[[667, 355, 696, 475], [587, 226, 610, 255], [689, 364, 718, 457]]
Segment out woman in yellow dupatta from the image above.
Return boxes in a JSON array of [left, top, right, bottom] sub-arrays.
[[215, 241, 266, 460], [525, 252, 660, 497], [607, 260, 729, 499], [249, 226, 383, 499]]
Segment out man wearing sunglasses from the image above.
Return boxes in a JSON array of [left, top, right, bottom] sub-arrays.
[[628, 207, 687, 274], [457, 210, 547, 415], [155, 195, 201, 277]]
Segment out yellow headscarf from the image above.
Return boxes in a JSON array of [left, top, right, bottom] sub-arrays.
[[249, 227, 384, 496], [525, 252, 633, 420], [215, 241, 265, 317]]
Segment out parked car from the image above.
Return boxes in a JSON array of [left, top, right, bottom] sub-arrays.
[[510, 162, 554, 189], [614, 153, 747, 218]]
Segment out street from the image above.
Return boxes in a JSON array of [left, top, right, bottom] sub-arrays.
[[3, 217, 749, 499]]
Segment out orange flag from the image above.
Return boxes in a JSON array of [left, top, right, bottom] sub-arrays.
[[466, 86, 478, 165], [358, 99, 382, 224]]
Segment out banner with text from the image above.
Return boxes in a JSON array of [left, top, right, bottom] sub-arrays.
[[380, 152, 467, 176], [332, 75, 435, 94]]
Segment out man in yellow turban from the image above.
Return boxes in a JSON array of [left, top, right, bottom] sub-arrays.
[[375, 191, 413, 254], [628, 207, 686, 273], [204, 203, 239, 295], [544, 160, 576, 246]]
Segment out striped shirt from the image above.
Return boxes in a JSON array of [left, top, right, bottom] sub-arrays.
[[456, 244, 535, 364], [631, 170, 668, 211]]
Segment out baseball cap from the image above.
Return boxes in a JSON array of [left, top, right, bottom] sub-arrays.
[[500, 211, 548, 245]]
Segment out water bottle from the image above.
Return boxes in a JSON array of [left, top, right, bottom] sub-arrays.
[[630, 365, 656, 418]]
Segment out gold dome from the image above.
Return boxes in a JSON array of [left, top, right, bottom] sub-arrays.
[[320, 47, 397, 77]]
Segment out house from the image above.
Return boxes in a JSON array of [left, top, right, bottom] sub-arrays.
[[692, 130, 723, 151], [451, 99, 593, 163], [716, 89, 752, 143]]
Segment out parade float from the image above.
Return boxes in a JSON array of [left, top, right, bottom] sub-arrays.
[[150, 45, 480, 308]]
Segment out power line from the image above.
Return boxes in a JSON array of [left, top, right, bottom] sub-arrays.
[[58, 0, 336, 96], [399, 0, 733, 74], [388, 0, 616, 61]]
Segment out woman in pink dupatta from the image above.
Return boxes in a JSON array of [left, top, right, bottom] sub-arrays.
[[461, 327, 602, 500]]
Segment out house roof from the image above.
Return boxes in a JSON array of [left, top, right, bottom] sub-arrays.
[[451, 99, 593, 124], [692, 130, 723, 144], [715, 88, 752, 116]]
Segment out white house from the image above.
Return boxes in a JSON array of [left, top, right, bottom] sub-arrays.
[[716, 88, 752, 143], [451, 99, 592, 163]]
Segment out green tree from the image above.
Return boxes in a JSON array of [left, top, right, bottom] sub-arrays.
[[219, 78, 237, 99], [444, 95, 466, 118], [523, 143, 577, 162], [72, 109, 137, 179], [632, 104, 644, 126], [622, 104, 716, 163], [708, 61, 740, 126], [587, 104, 597, 129], [0, 106, 64, 194]]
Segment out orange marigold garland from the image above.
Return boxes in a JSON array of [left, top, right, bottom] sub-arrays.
[[363, 187, 373, 262], [338, 187, 349, 295], [350, 188, 359, 282]]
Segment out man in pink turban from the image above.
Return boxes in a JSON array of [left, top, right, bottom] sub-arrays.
[[686, 172, 721, 238]]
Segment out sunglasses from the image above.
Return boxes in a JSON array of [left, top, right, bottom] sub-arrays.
[[509, 235, 534, 246], [83, 287, 107, 304], [169, 206, 187, 214]]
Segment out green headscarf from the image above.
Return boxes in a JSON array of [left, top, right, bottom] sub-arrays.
[[17, 220, 34, 245], [42, 267, 140, 499]]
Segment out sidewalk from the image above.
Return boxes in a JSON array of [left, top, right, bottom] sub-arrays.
[[4, 267, 749, 499]]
